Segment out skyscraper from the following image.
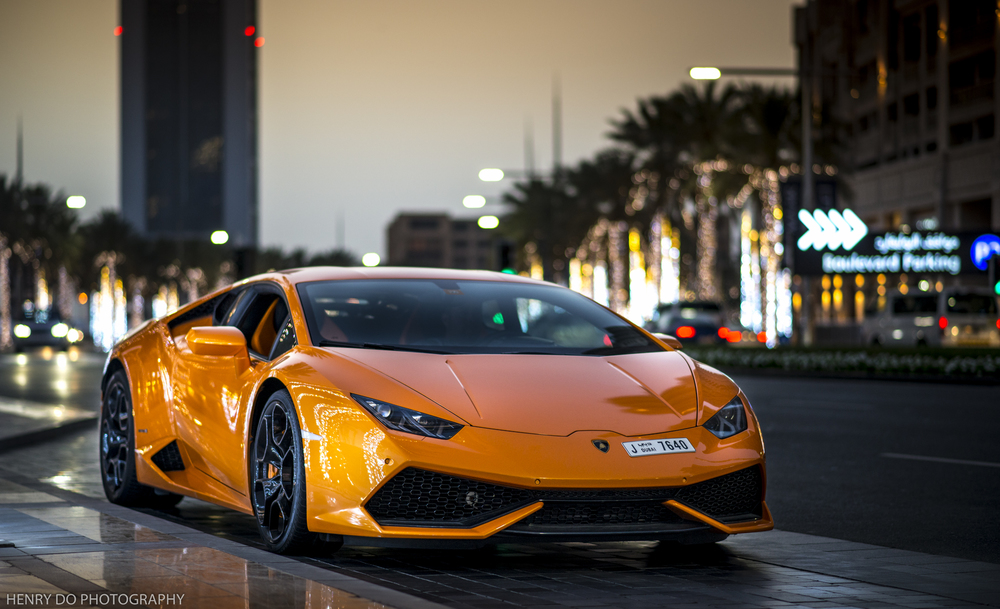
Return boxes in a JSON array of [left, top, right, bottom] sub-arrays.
[[121, 0, 258, 248]]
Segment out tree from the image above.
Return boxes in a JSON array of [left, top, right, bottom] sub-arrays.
[[501, 176, 601, 283], [0, 177, 81, 319], [609, 81, 744, 301]]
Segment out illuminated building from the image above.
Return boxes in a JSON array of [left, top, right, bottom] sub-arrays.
[[799, 0, 999, 253]]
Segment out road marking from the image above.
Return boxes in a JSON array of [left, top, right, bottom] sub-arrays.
[[881, 452, 1000, 469]]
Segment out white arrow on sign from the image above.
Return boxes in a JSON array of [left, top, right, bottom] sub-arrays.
[[797, 208, 868, 252]]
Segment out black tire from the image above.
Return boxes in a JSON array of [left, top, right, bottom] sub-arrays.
[[100, 370, 183, 508], [251, 389, 329, 555]]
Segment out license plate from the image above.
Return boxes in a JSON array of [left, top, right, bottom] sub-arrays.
[[622, 437, 695, 457]]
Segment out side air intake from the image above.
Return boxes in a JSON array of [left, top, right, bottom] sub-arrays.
[[151, 440, 185, 472]]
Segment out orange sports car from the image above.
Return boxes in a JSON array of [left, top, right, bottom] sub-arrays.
[[100, 267, 772, 554]]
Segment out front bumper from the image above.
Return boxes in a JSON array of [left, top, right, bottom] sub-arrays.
[[300, 401, 771, 543]]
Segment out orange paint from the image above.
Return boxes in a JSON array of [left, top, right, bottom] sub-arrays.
[[106, 268, 772, 544]]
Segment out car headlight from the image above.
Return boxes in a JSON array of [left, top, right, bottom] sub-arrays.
[[51, 323, 69, 338], [352, 394, 464, 440], [704, 396, 748, 439], [13, 324, 30, 339]]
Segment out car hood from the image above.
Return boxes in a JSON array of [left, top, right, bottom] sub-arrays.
[[332, 349, 699, 437]]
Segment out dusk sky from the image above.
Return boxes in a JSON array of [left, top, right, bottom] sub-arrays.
[[0, 0, 798, 258]]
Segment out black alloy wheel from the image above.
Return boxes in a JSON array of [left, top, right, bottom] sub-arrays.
[[100, 370, 183, 507], [251, 389, 332, 554]]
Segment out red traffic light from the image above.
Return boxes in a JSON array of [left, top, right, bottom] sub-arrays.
[[244, 26, 255, 36]]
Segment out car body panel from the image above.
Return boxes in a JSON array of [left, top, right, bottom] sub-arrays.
[[333, 349, 700, 436], [104, 268, 772, 544]]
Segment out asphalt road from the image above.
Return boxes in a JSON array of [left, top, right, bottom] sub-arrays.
[[732, 373, 1000, 564], [0, 350, 997, 565], [0, 348, 103, 412]]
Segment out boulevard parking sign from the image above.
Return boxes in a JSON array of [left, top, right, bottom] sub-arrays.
[[792, 208, 993, 277]]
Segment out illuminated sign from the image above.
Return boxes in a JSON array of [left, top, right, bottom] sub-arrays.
[[794, 226, 988, 277], [797, 208, 868, 251], [971, 234, 1000, 271]]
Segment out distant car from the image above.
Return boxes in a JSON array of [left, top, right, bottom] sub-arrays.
[[100, 267, 772, 554], [12, 309, 81, 352], [863, 288, 999, 348], [940, 289, 1000, 347], [646, 301, 739, 344]]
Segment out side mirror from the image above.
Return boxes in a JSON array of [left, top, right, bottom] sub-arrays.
[[654, 333, 683, 350], [187, 327, 248, 357]]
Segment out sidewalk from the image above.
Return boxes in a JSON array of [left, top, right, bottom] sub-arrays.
[[0, 471, 445, 609]]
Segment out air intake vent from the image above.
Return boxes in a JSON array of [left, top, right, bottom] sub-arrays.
[[151, 440, 185, 472], [674, 465, 762, 520], [366, 465, 763, 529]]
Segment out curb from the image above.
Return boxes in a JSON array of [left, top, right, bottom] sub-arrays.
[[0, 416, 99, 454]]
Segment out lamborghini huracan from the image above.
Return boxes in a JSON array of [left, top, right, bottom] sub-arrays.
[[100, 267, 772, 554]]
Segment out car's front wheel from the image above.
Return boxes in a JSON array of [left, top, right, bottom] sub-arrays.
[[100, 370, 183, 508], [251, 389, 333, 554]]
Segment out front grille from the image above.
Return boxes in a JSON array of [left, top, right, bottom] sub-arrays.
[[366, 466, 762, 529], [675, 466, 762, 519], [364, 468, 535, 527], [519, 501, 684, 529]]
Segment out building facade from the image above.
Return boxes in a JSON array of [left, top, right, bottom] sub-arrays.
[[121, 0, 258, 247], [387, 214, 498, 270], [802, 0, 999, 234]]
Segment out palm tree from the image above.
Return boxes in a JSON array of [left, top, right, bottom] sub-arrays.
[[501, 176, 600, 283], [610, 81, 743, 302], [0, 179, 81, 323]]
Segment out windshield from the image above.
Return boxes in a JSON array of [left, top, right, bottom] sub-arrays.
[[946, 294, 998, 315], [297, 279, 662, 356]]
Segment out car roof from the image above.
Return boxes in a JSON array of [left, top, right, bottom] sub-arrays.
[[238, 266, 548, 288]]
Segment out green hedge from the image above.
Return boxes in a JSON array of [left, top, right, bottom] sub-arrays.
[[684, 346, 1000, 381]]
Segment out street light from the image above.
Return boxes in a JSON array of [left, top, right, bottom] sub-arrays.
[[362, 253, 381, 267], [689, 67, 722, 80], [477, 216, 499, 229], [210, 230, 229, 245], [463, 195, 486, 209], [478, 168, 505, 182], [688, 66, 797, 79], [66, 195, 86, 209]]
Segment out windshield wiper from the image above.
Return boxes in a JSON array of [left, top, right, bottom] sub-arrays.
[[318, 340, 448, 354]]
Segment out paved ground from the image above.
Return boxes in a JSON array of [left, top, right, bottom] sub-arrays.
[[0, 471, 436, 609], [1, 463, 999, 608]]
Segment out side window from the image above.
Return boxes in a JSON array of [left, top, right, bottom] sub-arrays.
[[214, 289, 245, 326], [270, 318, 296, 359], [235, 290, 290, 358]]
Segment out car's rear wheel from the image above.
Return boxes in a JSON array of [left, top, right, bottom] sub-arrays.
[[100, 370, 183, 508], [251, 390, 334, 554]]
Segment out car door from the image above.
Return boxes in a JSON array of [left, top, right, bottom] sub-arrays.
[[171, 283, 292, 495]]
